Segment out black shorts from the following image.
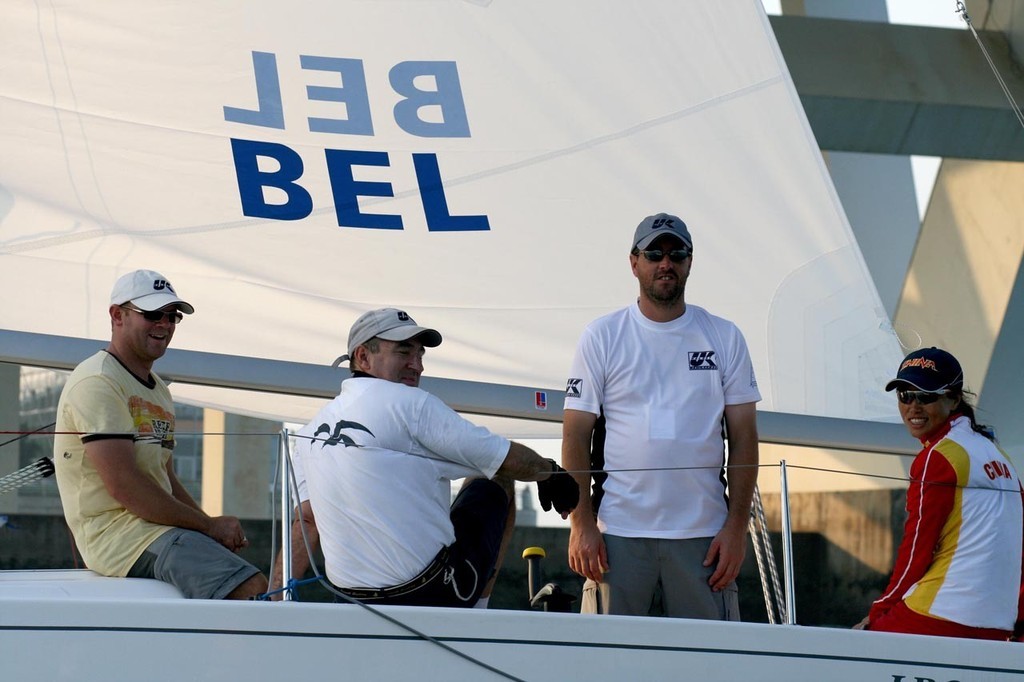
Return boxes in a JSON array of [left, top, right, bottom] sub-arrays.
[[334, 478, 509, 607]]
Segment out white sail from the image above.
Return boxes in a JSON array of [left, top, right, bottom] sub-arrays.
[[0, 0, 901, 423]]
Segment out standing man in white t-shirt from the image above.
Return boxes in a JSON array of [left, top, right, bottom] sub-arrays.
[[303, 308, 579, 607], [563, 213, 761, 619]]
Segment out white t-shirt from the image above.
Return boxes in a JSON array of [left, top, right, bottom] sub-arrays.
[[564, 303, 761, 539], [303, 377, 509, 588]]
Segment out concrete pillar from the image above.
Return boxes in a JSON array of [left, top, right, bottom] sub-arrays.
[[894, 159, 1024, 398], [201, 408, 226, 516], [979, 261, 1024, 469], [222, 413, 278, 519], [202, 408, 278, 519], [896, 158, 1024, 471]]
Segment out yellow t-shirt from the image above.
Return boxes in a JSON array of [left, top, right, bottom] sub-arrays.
[[54, 351, 176, 576]]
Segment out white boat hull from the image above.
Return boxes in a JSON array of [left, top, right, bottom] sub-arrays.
[[0, 571, 1019, 681]]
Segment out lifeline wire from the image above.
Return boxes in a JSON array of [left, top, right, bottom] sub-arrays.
[[0, 425, 1006, 494], [0, 422, 57, 450]]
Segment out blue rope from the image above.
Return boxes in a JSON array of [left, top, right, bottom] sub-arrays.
[[255, 576, 322, 601]]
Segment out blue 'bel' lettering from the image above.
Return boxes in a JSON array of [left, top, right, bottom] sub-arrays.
[[223, 52, 285, 130], [223, 51, 471, 138], [230, 139, 489, 232], [231, 139, 310, 221]]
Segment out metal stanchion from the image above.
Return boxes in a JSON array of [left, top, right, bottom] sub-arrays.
[[779, 459, 796, 625], [279, 429, 294, 601]]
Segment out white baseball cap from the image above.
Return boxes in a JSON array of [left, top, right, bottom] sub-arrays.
[[110, 269, 195, 314]]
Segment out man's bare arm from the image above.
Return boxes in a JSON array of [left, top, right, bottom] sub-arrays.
[[704, 401, 758, 590], [86, 439, 246, 551], [562, 408, 606, 582], [269, 500, 319, 600]]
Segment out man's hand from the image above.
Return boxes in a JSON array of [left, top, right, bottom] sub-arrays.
[[207, 515, 249, 553], [852, 616, 870, 630], [703, 521, 746, 592], [536, 459, 579, 517], [568, 520, 608, 583]]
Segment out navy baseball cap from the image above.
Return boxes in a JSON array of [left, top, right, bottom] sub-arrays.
[[884, 347, 964, 393], [632, 213, 693, 251]]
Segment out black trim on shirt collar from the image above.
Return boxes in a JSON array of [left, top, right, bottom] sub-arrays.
[[350, 370, 379, 380], [103, 349, 157, 389]]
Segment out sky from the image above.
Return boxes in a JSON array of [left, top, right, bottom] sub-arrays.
[[761, 0, 965, 28]]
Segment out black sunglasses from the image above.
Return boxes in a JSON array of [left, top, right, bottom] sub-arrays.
[[121, 305, 183, 325], [638, 248, 692, 263], [896, 389, 947, 406]]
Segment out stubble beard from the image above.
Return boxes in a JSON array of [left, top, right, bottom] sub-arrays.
[[643, 278, 684, 308]]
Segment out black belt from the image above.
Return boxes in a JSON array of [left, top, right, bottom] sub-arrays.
[[335, 546, 451, 600]]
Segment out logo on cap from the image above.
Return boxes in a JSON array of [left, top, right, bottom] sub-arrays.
[[900, 358, 937, 372], [397, 311, 409, 321], [651, 218, 675, 230], [152, 279, 175, 293]]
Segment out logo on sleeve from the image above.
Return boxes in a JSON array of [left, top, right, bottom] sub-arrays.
[[688, 351, 717, 370], [566, 378, 582, 398]]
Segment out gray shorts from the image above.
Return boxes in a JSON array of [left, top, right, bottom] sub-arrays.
[[128, 528, 261, 599], [581, 535, 740, 620]]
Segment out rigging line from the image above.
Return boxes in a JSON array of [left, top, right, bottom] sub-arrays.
[[780, 462, 1023, 494], [0, 430, 294, 437], [312, 578, 528, 682], [564, 463, 1019, 494], [956, 1, 1024, 131], [0, 422, 57, 450]]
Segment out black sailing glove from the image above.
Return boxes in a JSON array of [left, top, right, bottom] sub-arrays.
[[536, 459, 579, 514]]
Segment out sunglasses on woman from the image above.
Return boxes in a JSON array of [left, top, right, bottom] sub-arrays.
[[896, 389, 948, 406]]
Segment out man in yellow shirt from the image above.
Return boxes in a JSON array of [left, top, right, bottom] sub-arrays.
[[54, 269, 267, 599]]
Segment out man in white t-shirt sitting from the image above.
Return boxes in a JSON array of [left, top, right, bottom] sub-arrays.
[[563, 213, 761, 619], [303, 308, 578, 607]]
